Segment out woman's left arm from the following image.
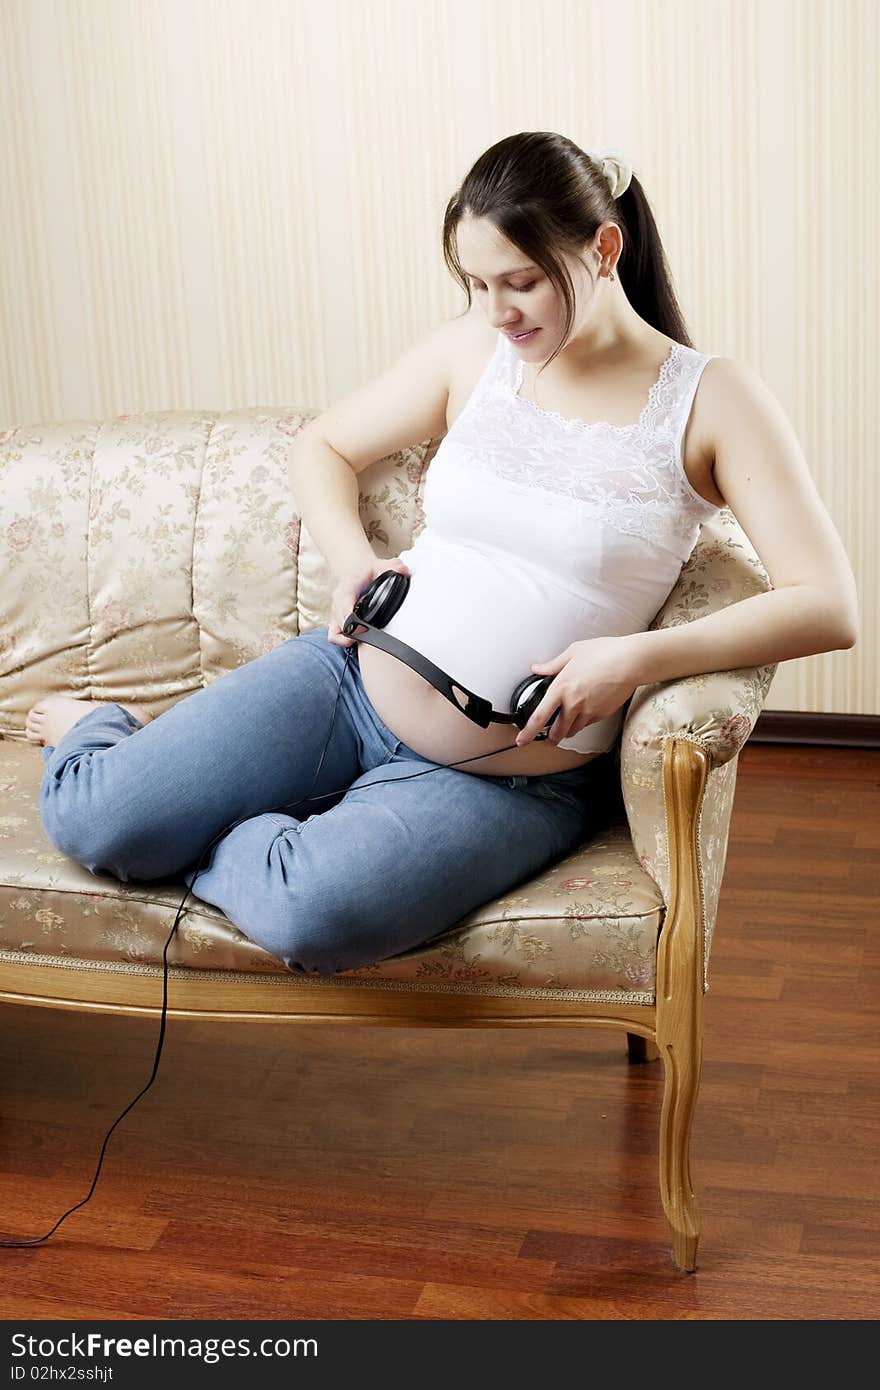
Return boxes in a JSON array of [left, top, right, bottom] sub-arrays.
[[625, 355, 859, 686], [515, 357, 859, 747]]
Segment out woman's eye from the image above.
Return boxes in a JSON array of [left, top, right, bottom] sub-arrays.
[[472, 281, 536, 293]]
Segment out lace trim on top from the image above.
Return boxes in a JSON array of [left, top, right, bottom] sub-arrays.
[[446, 330, 721, 560], [509, 339, 680, 439]]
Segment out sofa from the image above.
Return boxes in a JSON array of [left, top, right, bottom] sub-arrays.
[[0, 406, 776, 1271]]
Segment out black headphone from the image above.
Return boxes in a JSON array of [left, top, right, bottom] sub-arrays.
[[1, 571, 561, 1246], [343, 569, 559, 736]]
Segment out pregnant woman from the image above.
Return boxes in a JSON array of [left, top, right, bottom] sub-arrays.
[[26, 131, 858, 976]]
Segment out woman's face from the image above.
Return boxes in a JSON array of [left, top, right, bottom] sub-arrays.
[[456, 215, 598, 359]]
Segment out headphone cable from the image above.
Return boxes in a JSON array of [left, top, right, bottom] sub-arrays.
[[0, 644, 529, 1247]]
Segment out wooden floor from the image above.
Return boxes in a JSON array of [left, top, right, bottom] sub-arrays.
[[1, 743, 878, 1321]]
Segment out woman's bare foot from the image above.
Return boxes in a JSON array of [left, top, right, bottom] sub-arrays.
[[25, 696, 154, 748]]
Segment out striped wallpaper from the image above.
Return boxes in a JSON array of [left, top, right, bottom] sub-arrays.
[[0, 0, 874, 717]]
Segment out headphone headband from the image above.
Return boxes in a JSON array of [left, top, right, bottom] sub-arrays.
[[344, 570, 556, 734]]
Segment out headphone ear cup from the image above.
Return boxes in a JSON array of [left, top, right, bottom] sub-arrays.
[[355, 570, 409, 627], [509, 673, 553, 729]]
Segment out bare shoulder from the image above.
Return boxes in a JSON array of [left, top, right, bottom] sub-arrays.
[[693, 354, 859, 640], [445, 308, 499, 427], [430, 304, 494, 384], [682, 354, 784, 504], [444, 304, 496, 360], [299, 310, 485, 474], [697, 354, 791, 456]]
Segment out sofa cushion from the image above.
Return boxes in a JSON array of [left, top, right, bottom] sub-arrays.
[[0, 739, 661, 1003]]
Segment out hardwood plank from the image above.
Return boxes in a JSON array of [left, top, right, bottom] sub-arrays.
[[2, 745, 879, 1319]]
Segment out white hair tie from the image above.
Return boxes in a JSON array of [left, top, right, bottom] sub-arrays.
[[585, 147, 633, 199]]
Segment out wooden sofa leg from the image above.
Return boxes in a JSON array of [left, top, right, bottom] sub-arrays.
[[658, 1038, 701, 1272], [655, 735, 709, 1273], [626, 1033, 660, 1063]]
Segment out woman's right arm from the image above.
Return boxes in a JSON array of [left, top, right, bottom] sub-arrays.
[[287, 314, 462, 642], [287, 312, 467, 642], [289, 437, 415, 646], [287, 434, 378, 581], [287, 315, 459, 574]]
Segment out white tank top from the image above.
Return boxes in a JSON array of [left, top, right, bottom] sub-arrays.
[[382, 328, 723, 755]]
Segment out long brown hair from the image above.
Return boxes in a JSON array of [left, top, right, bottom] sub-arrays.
[[442, 131, 694, 376]]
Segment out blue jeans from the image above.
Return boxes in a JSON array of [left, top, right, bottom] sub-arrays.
[[39, 626, 616, 976]]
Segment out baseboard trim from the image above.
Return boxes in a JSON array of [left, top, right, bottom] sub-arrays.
[[752, 710, 879, 748]]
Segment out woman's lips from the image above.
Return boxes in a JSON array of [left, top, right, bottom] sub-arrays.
[[507, 328, 540, 342]]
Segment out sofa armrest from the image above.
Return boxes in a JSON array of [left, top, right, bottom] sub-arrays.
[[617, 507, 779, 989], [624, 656, 777, 773], [619, 663, 775, 992]]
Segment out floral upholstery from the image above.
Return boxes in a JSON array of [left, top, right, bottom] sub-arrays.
[[0, 411, 775, 1003]]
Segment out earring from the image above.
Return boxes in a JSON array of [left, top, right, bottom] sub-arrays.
[[608, 269, 616, 282]]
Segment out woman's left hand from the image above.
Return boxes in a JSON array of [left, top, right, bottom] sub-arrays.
[[515, 634, 643, 747]]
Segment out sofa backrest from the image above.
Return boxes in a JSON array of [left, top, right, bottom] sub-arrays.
[[0, 409, 440, 735], [0, 407, 763, 743]]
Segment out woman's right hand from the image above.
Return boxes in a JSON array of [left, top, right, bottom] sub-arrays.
[[327, 556, 411, 647]]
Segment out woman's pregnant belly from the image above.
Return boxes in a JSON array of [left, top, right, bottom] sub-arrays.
[[353, 536, 629, 777], [356, 640, 602, 779]]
